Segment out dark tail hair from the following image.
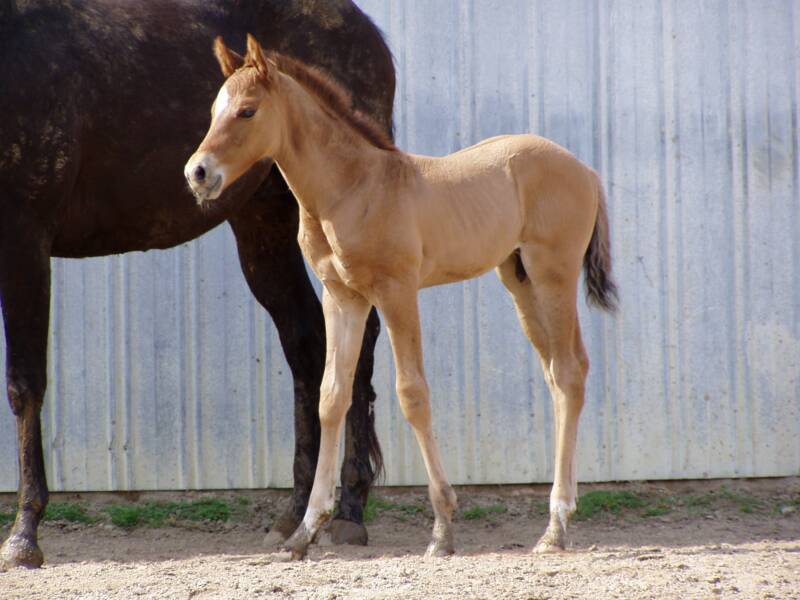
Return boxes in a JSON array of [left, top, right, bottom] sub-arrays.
[[583, 184, 619, 312], [360, 310, 384, 484], [366, 400, 384, 483]]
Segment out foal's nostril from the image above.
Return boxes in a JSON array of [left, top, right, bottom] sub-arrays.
[[193, 165, 206, 182]]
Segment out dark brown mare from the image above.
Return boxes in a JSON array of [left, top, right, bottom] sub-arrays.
[[0, 0, 394, 569]]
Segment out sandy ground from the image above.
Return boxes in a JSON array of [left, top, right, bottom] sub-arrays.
[[1, 479, 799, 600]]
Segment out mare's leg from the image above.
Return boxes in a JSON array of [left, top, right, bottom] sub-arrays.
[[496, 249, 589, 552], [327, 307, 381, 545], [282, 283, 371, 560], [0, 234, 51, 569], [376, 287, 456, 557], [229, 182, 380, 546]]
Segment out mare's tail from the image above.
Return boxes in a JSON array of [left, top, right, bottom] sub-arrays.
[[360, 311, 384, 484], [583, 183, 619, 312]]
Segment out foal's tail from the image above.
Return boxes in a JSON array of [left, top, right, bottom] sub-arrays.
[[583, 182, 619, 312]]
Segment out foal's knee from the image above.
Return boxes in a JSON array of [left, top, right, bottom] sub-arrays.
[[318, 378, 352, 427]]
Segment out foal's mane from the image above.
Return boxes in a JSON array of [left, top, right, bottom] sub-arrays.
[[252, 52, 397, 153]]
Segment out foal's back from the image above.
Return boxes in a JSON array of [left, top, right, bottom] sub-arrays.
[[404, 134, 599, 287]]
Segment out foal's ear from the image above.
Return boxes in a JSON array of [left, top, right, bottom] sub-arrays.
[[214, 36, 244, 78], [245, 33, 274, 82]]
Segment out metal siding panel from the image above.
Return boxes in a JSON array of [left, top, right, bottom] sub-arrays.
[[151, 249, 184, 489], [0, 0, 798, 491], [793, 0, 800, 477], [83, 257, 114, 488], [401, 0, 476, 484], [745, 2, 800, 476], [127, 252, 158, 489], [727, 0, 756, 478], [470, 0, 544, 485]]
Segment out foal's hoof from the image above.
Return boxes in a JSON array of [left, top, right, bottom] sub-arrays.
[[533, 540, 567, 554], [271, 550, 299, 563], [275, 538, 308, 562], [320, 519, 368, 546], [424, 539, 455, 558], [533, 527, 567, 553], [280, 523, 313, 561], [0, 534, 44, 570], [263, 511, 301, 547]]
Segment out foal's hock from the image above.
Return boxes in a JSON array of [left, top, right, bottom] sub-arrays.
[[186, 34, 618, 559]]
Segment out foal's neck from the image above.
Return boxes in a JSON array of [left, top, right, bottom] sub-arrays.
[[271, 74, 390, 219]]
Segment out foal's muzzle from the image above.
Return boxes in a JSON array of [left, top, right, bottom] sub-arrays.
[[184, 153, 225, 202]]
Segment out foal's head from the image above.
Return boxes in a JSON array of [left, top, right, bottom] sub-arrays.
[[185, 35, 283, 202]]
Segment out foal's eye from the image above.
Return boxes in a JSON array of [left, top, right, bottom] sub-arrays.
[[237, 107, 257, 119]]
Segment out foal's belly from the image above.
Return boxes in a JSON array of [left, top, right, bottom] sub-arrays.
[[417, 184, 522, 288], [419, 233, 519, 288]]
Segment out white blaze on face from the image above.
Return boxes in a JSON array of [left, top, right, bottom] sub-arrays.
[[213, 85, 230, 120]]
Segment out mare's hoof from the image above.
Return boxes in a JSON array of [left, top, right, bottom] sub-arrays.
[[263, 510, 301, 547], [263, 529, 287, 547], [0, 534, 44, 570], [424, 539, 455, 558], [321, 519, 367, 546]]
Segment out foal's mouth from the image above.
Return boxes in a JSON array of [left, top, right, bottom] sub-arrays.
[[192, 175, 223, 204]]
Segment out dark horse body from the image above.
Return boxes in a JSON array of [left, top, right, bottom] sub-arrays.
[[0, 0, 394, 568]]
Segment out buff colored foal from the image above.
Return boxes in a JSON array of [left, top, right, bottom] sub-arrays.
[[186, 35, 618, 559]]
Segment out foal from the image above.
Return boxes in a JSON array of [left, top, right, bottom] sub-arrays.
[[186, 35, 618, 559]]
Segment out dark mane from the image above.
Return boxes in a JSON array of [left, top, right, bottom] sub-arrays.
[[259, 52, 397, 153]]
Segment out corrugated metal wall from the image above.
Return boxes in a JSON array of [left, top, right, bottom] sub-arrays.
[[1, 0, 798, 491]]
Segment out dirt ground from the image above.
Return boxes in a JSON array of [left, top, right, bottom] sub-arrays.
[[1, 478, 799, 600]]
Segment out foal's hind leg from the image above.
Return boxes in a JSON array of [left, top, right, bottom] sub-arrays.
[[0, 234, 51, 569], [497, 250, 589, 552], [376, 287, 457, 557]]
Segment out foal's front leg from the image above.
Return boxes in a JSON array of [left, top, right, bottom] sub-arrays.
[[376, 287, 457, 557], [282, 283, 371, 560], [230, 185, 380, 546]]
